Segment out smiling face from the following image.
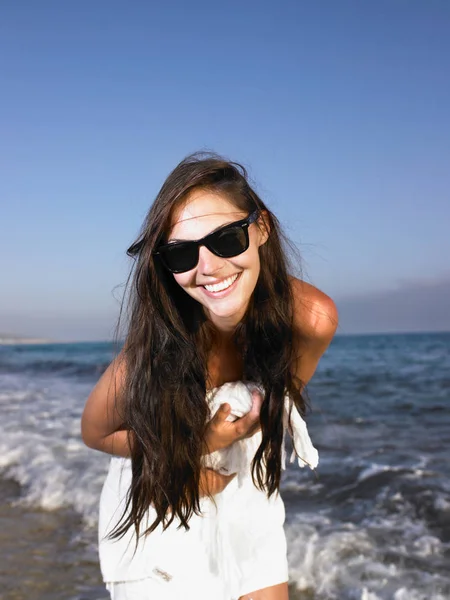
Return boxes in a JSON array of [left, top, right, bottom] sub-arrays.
[[167, 188, 267, 332]]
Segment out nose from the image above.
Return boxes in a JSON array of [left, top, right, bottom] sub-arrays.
[[197, 245, 225, 276]]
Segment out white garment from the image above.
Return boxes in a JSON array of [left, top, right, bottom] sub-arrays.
[[99, 381, 318, 599], [202, 381, 319, 484]]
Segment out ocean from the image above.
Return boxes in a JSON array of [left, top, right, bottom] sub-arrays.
[[0, 333, 449, 600]]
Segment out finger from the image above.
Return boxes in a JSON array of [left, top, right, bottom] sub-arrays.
[[250, 389, 263, 415], [234, 411, 259, 437], [233, 391, 262, 437], [216, 471, 237, 482], [243, 421, 261, 439], [213, 403, 231, 423], [241, 390, 262, 423], [204, 469, 236, 493]]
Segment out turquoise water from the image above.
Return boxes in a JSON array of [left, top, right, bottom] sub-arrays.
[[0, 333, 449, 599]]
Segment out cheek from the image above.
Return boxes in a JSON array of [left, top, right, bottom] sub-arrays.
[[237, 244, 261, 273], [173, 272, 196, 291]]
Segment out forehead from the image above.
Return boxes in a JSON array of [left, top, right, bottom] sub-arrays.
[[168, 189, 246, 241]]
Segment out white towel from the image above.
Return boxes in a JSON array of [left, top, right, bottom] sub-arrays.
[[203, 381, 318, 485], [201, 381, 318, 598]]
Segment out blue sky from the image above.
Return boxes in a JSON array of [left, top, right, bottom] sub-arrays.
[[1, 1, 449, 340]]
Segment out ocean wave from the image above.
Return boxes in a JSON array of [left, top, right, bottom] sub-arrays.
[[356, 462, 433, 483], [285, 514, 450, 599], [0, 358, 109, 379], [0, 333, 449, 598], [0, 429, 109, 528]]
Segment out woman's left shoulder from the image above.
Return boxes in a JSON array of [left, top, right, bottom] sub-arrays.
[[289, 277, 339, 347]]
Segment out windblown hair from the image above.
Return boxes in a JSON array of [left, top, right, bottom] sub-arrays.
[[111, 152, 307, 541]]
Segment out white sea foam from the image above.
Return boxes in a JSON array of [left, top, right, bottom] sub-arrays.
[[357, 463, 404, 481], [0, 377, 109, 528], [393, 589, 448, 600], [361, 589, 383, 600], [286, 518, 382, 598], [434, 494, 450, 513], [413, 535, 443, 557], [285, 512, 450, 600]]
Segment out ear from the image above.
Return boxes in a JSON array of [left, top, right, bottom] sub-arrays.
[[256, 210, 271, 247]]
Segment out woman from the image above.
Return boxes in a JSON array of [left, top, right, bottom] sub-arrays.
[[82, 153, 338, 600]]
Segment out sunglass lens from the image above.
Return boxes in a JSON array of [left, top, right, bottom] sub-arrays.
[[160, 243, 198, 273], [210, 226, 248, 257]]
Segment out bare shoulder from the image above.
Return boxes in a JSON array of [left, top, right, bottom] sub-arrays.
[[289, 277, 338, 346]]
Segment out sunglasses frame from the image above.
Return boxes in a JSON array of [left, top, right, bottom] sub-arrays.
[[154, 210, 260, 273]]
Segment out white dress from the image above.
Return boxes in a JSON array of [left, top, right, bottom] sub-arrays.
[[99, 382, 318, 600]]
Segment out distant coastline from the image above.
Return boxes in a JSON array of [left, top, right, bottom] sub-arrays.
[[0, 334, 53, 345]]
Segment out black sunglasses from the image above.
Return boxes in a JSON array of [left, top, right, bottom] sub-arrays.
[[154, 210, 260, 274]]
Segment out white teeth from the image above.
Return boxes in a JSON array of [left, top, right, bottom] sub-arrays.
[[204, 274, 239, 293]]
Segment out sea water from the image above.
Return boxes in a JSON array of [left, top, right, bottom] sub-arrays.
[[0, 333, 449, 599]]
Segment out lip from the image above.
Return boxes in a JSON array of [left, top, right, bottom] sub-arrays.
[[199, 272, 241, 299]]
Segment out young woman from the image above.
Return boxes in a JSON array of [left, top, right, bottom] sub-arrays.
[[82, 153, 338, 600]]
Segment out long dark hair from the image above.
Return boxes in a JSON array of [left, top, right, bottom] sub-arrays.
[[112, 152, 307, 540]]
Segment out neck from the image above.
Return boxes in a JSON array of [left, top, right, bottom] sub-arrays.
[[210, 324, 236, 347], [206, 307, 247, 340]]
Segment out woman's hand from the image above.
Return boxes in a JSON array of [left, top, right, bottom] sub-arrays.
[[199, 468, 236, 497], [203, 389, 263, 454]]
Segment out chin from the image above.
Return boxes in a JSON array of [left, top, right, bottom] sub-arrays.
[[207, 298, 250, 321], [210, 308, 240, 320]]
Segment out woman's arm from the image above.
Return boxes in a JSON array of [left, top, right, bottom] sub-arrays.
[[290, 278, 339, 386], [81, 352, 133, 457], [82, 351, 261, 458], [199, 468, 236, 497]]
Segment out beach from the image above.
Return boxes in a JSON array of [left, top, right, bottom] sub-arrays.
[[1, 479, 106, 600], [0, 334, 449, 599]]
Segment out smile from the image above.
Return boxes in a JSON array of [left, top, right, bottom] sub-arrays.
[[203, 273, 240, 293]]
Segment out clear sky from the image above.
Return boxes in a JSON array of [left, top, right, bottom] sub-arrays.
[[1, 1, 449, 340]]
